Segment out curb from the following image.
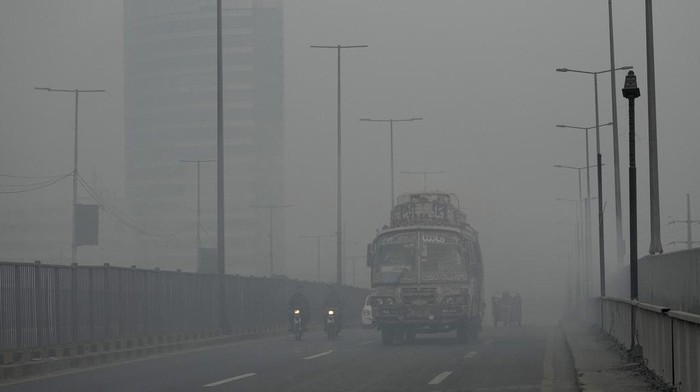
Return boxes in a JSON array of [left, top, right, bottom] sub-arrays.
[[0, 325, 287, 383], [560, 322, 584, 392]]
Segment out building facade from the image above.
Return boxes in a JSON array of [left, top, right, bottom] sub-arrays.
[[123, 0, 285, 274]]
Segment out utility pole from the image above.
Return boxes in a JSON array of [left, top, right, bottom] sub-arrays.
[[645, 0, 663, 255], [668, 194, 700, 249], [301, 234, 334, 282], [622, 70, 640, 348], [607, 0, 625, 269], [310, 44, 368, 286], [401, 170, 449, 192], [360, 117, 423, 209], [34, 87, 106, 264], [252, 204, 294, 276], [216, 0, 229, 334]]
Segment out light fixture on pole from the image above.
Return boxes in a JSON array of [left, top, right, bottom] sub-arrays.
[[556, 65, 632, 296], [360, 117, 423, 209], [34, 87, 106, 264], [310, 44, 368, 286]]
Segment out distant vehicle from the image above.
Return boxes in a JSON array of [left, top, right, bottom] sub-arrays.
[[326, 308, 339, 340], [492, 291, 522, 327], [361, 295, 374, 328], [292, 308, 304, 340], [367, 192, 485, 345]]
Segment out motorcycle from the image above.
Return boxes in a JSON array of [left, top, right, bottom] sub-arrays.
[[292, 308, 304, 341], [325, 308, 339, 340]]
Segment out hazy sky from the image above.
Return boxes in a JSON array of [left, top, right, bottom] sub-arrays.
[[2, 1, 699, 322]]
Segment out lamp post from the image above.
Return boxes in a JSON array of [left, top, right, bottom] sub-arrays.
[[556, 122, 612, 294], [400, 171, 449, 192], [607, 0, 625, 269], [310, 44, 368, 286], [252, 204, 295, 276], [555, 164, 598, 296], [34, 87, 106, 264], [622, 70, 640, 348], [644, 1, 663, 256], [215, 0, 229, 334], [360, 117, 423, 209], [556, 202, 583, 304], [301, 234, 335, 282], [557, 65, 632, 295]]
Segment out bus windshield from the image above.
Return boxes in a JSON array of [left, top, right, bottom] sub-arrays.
[[419, 232, 468, 281]]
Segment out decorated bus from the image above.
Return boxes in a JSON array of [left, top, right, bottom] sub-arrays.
[[366, 192, 485, 344]]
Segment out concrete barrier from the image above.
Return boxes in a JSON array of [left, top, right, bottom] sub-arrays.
[[597, 297, 700, 391]]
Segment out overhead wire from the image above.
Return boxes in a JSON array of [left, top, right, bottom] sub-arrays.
[[0, 174, 71, 194], [0, 172, 69, 179], [76, 174, 195, 238], [0, 175, 73, 188]]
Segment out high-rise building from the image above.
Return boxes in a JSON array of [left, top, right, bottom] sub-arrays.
[[123, 0, 284, 274]]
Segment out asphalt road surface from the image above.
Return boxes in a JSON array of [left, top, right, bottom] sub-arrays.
[[0, 325, 578, 392]]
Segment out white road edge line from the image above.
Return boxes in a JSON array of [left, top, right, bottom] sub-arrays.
[[540, 330, 556, 392], [303, 350, 333, 360], [204, 373, 256, 387], [464, 351, 478, 359], [360, 340, 374, 345], [428, 371, 453, 385]]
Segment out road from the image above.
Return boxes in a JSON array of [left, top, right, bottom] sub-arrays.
[[0, 325, 577, 392]]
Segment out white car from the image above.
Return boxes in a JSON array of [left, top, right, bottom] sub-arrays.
[[361, 295, 374, 328]]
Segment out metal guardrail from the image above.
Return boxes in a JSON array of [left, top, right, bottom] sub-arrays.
[[600, 296, 700, 391], [0, 261, 368, 352]]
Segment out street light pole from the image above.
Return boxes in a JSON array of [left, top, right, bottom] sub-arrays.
[[645, 0, 663, 255], [557, 65, 632, 295], [360, 117, 423, 209], [556, 123, 612, 294], [252, 204, 294, 276], [555, 164, 600, 297], [607, 0, 625, 269], [216, 0, 229, 334], [622, 70, 640, 348], [310, 44, 367, 286], [301, 234, 334, 282], [34, 87, 106, 264]]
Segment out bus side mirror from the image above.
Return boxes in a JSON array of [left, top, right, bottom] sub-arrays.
[[367, 243, 376, 267]]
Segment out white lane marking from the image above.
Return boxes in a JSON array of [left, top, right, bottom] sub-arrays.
[[360, 340, 374, 345], [0, 335, 287, 387], [464, 350, 478, 359], [482, 339, 493, 345], [303, 350, 333, 360], [428, 371, 453, 385], [540, 330, 556, 392], [204, 373, 256, 387]]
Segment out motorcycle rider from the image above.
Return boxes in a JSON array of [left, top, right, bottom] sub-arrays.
[[322, 284, 344, 331], [288, 285, 309, 331]]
